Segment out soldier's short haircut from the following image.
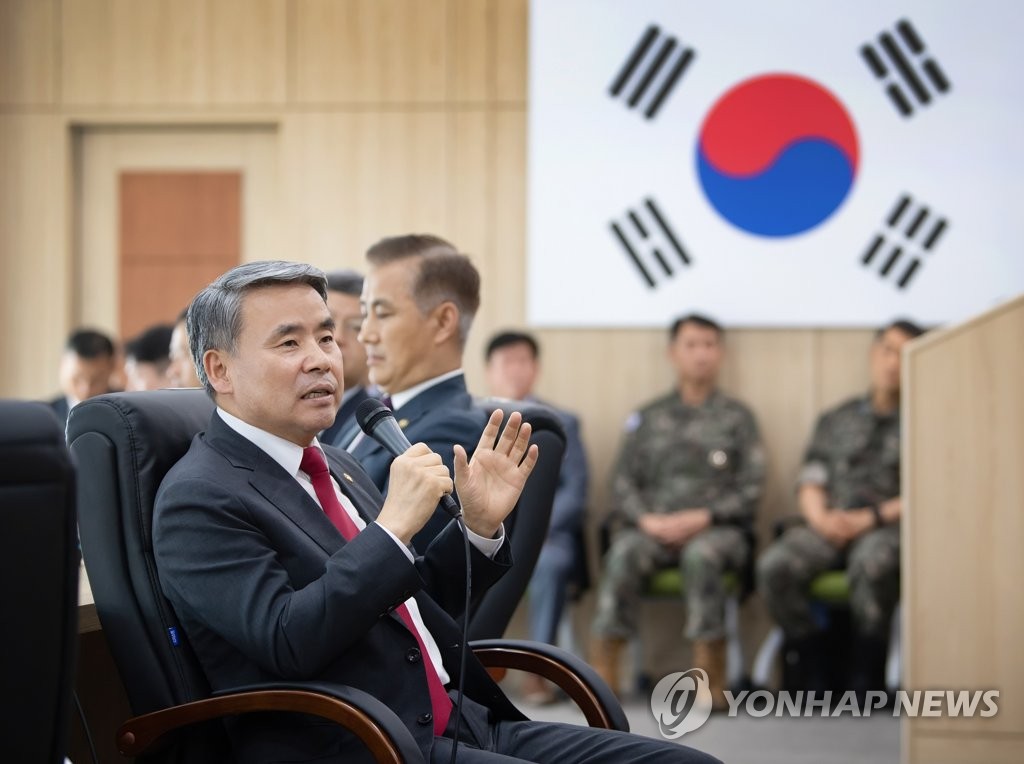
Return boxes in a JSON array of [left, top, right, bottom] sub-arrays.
[[125, 324, 174, 364], [876, 318, 925, 341], [669, 313, 723, 340], [365, 234, 480, 345], [325, 269, 364, 297], [485, 330, 539, 361], [65, 328, 115, 359]]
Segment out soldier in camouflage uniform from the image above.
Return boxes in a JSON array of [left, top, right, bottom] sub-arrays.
[[591, 314, 765, 705], [757, 319, 925, 692]]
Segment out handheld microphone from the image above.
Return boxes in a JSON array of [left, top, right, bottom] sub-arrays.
[[355, 399, 462, 519]]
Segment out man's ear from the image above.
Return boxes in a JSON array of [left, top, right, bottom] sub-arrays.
[[204, 349, 233, 395], [432, 301, 461, 346]]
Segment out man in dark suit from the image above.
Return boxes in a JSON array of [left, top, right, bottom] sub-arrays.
[[320, 269, 375, 446], [352, 234, 489, 549], [153, 261, 716, 764], [47, 328, 117, 429], [484, 330, 590, 703]]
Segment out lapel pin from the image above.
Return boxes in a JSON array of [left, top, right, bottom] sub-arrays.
[[342, 472, 355, 483], [398, 418, 410, 429]]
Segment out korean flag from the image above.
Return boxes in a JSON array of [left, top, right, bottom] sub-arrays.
[[527, 0, 1024, 327]]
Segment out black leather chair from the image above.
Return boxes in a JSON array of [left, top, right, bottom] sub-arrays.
[[68, 389, 625, 763], [468, 399, 565, 641], [0, 400, 79, 763]]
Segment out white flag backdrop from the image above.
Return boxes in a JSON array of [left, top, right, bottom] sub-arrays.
[[527, 0, 1024, 327]]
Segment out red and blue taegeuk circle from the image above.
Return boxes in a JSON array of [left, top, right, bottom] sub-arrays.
[[696, 74, 859, 237]]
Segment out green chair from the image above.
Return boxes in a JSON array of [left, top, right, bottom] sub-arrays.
[[631, 568, 746, 693], [752, 570, 900, 690]]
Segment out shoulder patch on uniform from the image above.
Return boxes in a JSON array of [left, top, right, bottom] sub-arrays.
[[624, 411, 642, 433]]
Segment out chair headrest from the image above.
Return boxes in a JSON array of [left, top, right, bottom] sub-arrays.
[[474, 397, 567, 445]]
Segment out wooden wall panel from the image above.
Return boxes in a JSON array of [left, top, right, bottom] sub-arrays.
[[205, 0, 288, 105], [62, 0, 207, 105], [721, 330, 817, 528], [0, 115, 69, 398], [293, 0, 448, 103], [815, 329, 874, 411], [446, 111, 490, 275], [903, 298, 1024, 750], [0, 0, 57, 105], [494, 0, 528, 103], [280, 112, 449, 270], [451, 0, 490, 102], [61, 0, 287, 106], [906, 735, 1024, 764]]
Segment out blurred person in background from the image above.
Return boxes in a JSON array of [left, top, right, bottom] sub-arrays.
[[484, 330, 590, 704], [321, 269, 375, 446], [48, 328, 117, 428], [758, 318, 924, 696], [167, 309, 202, 388], [124, 323, 174, 391], [590, 314, 765, 708]]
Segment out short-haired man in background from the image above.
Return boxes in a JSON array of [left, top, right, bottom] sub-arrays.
[[758, 319, 924, 695], [167, 309, 202, 388], [321, 268, 374, 446], [124, 323, 174, 391], [484, 330, 590, 703], [352, 234, 489, 550], [48, 328, 117, 428], [591, 314, 765, 707]]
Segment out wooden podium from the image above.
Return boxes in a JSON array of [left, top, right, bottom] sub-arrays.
[[902, 294, 1024, 763]]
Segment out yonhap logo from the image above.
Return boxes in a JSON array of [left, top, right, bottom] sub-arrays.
[[650, 668, 713, 738]]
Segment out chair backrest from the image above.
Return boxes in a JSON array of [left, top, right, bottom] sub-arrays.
[[0, 400, 79, 763], [467, 400, 566, 641], [67, 389, 223, 761]]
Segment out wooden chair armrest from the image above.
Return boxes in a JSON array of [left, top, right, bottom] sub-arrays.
[[118, 682, 424, 764], [471, 639, 629, 732]]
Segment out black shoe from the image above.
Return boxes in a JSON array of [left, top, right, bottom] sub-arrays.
[[849, 632, 888, 700]]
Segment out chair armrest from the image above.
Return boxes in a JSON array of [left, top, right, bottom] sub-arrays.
[[117, 681, 424, 764], [471, 639, 629, 732]]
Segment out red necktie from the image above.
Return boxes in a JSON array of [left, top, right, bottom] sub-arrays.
[[300, 446, 452, 736]]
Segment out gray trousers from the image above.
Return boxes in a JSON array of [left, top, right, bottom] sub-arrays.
[[592, 526, 749, 642], [757, 523, 900, 639]]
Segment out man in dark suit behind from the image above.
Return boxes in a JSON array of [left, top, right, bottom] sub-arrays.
[[152, 261, 716, 763], [351, 234, 489, 549], [320, 268, 375, 446], [47, 328, 117, 429]]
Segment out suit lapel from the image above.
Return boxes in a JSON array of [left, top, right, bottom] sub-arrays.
[[205, 414, 343, 555]]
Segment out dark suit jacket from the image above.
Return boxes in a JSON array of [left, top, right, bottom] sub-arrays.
[[320, 385, 371, 446], [48, 395, 70, 430], [153, 413, 524, 763], [351, 374, 488, 550]]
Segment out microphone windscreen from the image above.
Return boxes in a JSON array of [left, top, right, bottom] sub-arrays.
[[355, 398, 391, 435]]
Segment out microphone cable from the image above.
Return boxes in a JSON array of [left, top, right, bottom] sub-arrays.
[[354, 399, 472, 763]]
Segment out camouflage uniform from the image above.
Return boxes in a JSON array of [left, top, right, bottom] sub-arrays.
[[592, 390, 765, 641], [757, 396, 901, 639]]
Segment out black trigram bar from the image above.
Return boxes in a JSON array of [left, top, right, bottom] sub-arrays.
[[861, 194, 950, 289], [609, 24, 695, 120], [860, 18, 951, 117], [610, 198, 691, 288]]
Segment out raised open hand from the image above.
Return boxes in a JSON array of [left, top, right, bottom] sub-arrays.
[[453, 409, 539, 538]]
